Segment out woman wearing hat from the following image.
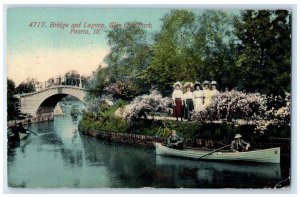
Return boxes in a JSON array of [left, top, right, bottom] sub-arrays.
[[203, 80, 212, 107], [210, 81, 220, 102], [230, 134, 250, 152], [183, 82, 194, 121], [172, 81, 184, 121], [193, 82, 204, 112]]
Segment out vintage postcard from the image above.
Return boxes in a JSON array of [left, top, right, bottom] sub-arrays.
[[6, 7, 291, 189]]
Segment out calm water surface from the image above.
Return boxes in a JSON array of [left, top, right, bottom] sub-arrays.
[[7, 102, 290, 188]]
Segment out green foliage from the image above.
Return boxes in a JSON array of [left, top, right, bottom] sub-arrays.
[[234, 10, 291, 95], [85, 65, 110, 97], [79, 111, 129, 133], [102, 99, 129, 116], [7, 78, 19, 120], [117, 99, 127, 109], [16, 78, 36, 94], [79, 113, 290, 142], [102, 25, 152, 98], [193, 10, 239, 89], [144, 10, 198, 92], [86, 9, 290, 99], [79, 100, 130, 132], [132, 120, 289, 141], [144, 10, 239, 93]]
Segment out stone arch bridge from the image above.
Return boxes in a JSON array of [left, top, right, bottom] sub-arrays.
[[14, 86, 86, 117]]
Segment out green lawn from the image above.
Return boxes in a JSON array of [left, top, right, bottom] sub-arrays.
[[102, 99, 129, 116]]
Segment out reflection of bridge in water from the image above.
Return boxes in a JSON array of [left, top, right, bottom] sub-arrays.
[[14, 85, 86, 117]]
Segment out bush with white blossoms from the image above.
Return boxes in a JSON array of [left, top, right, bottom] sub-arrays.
[[120, 88, 290, 133], [191, 90, 290, 133], [192, 90, 268, 121], [123, 89, 173, 125], [103, 81, 127, 97], [254, 94, 290, 133]]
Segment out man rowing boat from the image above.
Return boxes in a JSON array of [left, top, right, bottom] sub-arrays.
[[8, 123, 29, 143], [167, 130, 184, 150], [231, 134, 250, 152]]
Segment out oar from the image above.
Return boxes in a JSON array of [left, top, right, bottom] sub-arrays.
[[198, 144, 231, 160], [26, 129, 38, 135]]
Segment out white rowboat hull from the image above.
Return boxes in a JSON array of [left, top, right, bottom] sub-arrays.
[[155, 143, 280, 164]]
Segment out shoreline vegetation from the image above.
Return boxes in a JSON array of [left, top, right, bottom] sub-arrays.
[[78, 90, 290, 154]]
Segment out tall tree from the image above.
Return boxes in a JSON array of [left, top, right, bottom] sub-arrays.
[[144, 10, 197, 93], [234, 10, 291, 95], [16, 78, 36, 94], [144, 10, 238, 93], [193, 10, 239, 90], [104, 24, 152, 98]]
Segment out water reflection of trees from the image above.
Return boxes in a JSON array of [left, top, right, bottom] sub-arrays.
[[80, 136, 158, 187]]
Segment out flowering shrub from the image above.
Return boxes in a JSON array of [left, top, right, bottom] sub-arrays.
[[87, 88, 290, 134], [123, 90, 290, 132], [103, 81, 127, 97], [192, 91, 267, 121], [191, 90, 290, 133], [254, 94, 290, 133], [123, 89, 173, 124], [217, 91, 266, 120]]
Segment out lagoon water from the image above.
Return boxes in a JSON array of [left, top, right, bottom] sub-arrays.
[[7, 102, 290, 188]]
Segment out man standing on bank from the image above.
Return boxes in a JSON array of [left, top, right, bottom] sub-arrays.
[[167, 130, 184, 150], [172, 81, 184, 121]]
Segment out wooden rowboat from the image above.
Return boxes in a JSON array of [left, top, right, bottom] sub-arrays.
[[154, 143, 280, 164], [19, 132, 30, 140]]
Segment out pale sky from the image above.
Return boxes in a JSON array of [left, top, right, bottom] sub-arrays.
[[7, 8, 169, 85], [7, 47, 108, 84]]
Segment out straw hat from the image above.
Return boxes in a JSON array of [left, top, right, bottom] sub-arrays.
[[194, 81, 201, 88], [234, 134, 242, 139], [211, 81, 217, 85], [173, 81, 182, 88], [203, 80, 210, 86], [183, 82, 194, 88]]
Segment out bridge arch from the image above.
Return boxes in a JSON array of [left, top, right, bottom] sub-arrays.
[[17, 86, 86, 116]]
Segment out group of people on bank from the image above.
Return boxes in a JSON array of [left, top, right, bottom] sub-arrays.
[[172, 80, 220, 121]]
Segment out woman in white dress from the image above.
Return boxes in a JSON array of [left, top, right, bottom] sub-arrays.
[[203, 80, 212, 108], [172, 81, 184, 121], [210, 81, 220, 103], [193, 82, 204, 112]]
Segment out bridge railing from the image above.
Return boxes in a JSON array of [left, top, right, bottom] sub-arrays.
[[35, 76, 87, 92]]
